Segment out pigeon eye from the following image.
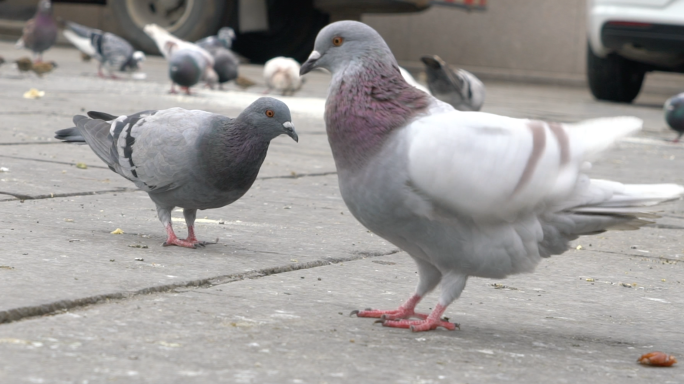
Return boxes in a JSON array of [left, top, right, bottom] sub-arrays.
[[332, 37, 344, 47], [265, 110, 275, 118]]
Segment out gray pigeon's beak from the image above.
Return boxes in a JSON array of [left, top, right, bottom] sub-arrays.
[[299, 51, 320, 76], [283, 121, 298, 142]]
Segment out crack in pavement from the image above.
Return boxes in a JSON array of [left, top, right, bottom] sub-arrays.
[[0, 249, 401, 325], [0, 154, 110, 169], [0, 142, 63, 146], [0, 188, 139, 202]]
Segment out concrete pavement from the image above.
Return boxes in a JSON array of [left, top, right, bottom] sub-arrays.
[[0, 41, 683, 383]]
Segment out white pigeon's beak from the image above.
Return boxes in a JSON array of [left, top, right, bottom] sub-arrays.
[[300, 51, 320, 76], [283, 121, 298, 142]]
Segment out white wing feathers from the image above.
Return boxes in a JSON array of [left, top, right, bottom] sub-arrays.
[[143, 24, 214, 65], [405, 112, 680, 221]]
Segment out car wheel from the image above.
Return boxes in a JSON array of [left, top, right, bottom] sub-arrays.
[[231, 0, 329, 64], [587, 43, 645, 103], [110, 0, 232, 54]]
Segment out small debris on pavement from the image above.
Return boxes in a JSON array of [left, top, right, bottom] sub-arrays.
[[135, 258, 144, 261], [111, 228, 124, 234], [576, 245, 583, 250], [128, 244, 149, 249], [0, 167, 9, 172], [290, 259, 298, 263], [64, 218, 74, 222], [491, 283, 518, 290], [586, 278, 595, 282], [75, 163, 88, 169], [372, 260, 396, 265], [0, 266, 14, 270], [23, 88, 45, 99], [637, 351, 677, 367]]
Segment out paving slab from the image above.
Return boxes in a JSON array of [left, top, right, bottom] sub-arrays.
[[0, 247, 681, 384], [0, 174, 398, 320]]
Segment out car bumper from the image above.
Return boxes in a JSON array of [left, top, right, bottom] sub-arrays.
[[588, 0, 684, 57]]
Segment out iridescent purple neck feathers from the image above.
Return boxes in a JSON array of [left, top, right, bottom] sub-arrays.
[[325, 58, 430, 171]]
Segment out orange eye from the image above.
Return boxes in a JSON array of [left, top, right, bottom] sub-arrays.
[[332, 36, 344, 47], [265, 110, 275, 118]]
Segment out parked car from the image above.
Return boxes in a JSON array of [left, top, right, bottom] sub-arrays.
[[587, 0, 684, 102], [43, 0, 430, 63]]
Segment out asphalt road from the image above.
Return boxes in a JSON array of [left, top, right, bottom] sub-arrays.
[[1, 41, 683, 384]]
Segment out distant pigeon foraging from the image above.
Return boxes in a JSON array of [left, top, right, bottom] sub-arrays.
[[665, 93, 684, 143], [264, 57, 303, 96], [62, 21, 145, 78], [16, 0, 58, 62], [168, 49, 211, 95], [300, 20, 684, 332], [196, 27, 236, 51], [31, 60, 57, 77], [54, 98, 299, 248], [421, 55, 485, 111], [144, 24, 217, 92]]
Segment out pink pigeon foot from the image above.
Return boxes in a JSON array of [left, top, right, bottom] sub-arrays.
[[379, 304, 458, 332], [162, 226, 217, 249]]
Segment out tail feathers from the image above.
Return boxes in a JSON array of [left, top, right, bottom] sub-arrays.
[[569, 116, 642, 159], [589, 180, 684, 209], [63, 29, 96, 56], [55, 127, 85, 143], [88, 111, 117, 121]]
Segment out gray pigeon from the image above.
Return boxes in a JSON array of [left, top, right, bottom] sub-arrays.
[[54, 97, 298, 248], [208, 47, 239, 89], [16, 0, 58, 62], [664, 93, 684, 143], [421, 55, 485, 111], [168, 48, 216, 95], [300, 21, 684, 332], [196, 27, 236, 51], [62, 21, 145, 78]]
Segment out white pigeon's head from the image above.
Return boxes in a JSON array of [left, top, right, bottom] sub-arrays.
[[300, 20, 394, 76]]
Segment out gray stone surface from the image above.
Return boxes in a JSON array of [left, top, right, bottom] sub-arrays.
[[0, 40, 682, 383]]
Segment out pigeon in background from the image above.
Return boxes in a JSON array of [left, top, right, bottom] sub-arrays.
[[15, 57, 33, 73], [54, 97, 298, 248], [421, 55, 485, 111], [264, 57, 302, 96], [16, 0, 58, 62], [196, 27, 236, 51], [143, 24, 217, 90], [62, 21, 145, 78], [664, 93, 684, 143], [210, 47, 239, 90], [168, 49, 214, 95], [300, 20, 684, 332]]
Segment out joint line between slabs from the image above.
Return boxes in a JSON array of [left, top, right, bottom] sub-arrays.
[[0, 249, 400, 325]]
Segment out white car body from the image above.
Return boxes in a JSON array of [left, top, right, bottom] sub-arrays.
[[587, 0, 684, 68]]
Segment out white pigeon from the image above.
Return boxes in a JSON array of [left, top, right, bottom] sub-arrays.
[[263, 56, 302, 96], [143, 24, 217, 89], [299, 20, 684, 332]]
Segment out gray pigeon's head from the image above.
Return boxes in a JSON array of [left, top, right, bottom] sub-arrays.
[[300, 20, 394, 76], [240, 97, 297, 142], [217, 27, 236, 48], [38, 0, 52, 14], [665, 93, 684, 132]]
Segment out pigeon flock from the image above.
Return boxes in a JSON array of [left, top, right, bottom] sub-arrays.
[[5, 0, 684, 334]]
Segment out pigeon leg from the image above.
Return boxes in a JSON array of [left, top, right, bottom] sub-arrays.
[[674, 132, 683, 143], [381, 272, 467, 332], [169, 82, 178, 94], [352, 258, 442, 320], [97, 64, 106, 78], [156, 205, 200, 249], [182, 208, 218, 247], [182, 86, 192, 95]]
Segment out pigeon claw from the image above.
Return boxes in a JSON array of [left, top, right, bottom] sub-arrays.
[[381, 318, 459, 332], [353, 307, 428, 320], [162, 237, 218, 249]]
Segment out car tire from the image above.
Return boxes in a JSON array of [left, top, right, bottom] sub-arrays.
[[231, 0, 329, 64], [110, 0, 232, 54], [587, 43, 645, 103]]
